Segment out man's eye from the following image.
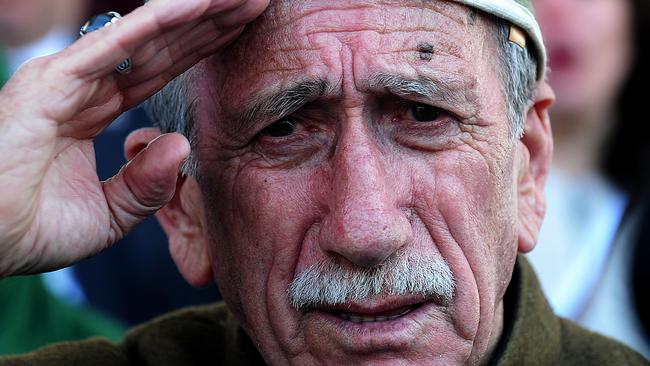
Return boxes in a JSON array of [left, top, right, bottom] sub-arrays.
[[410, 103, 442, 122], [261, 119, 296, 137]]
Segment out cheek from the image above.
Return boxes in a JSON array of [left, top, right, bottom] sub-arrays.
[[228, 167, 325, 252], [412, 148, 517, 338], [203, 163, 325, 325], [422, 147, 517, 273]]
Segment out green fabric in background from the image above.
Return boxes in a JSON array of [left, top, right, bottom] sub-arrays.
[[0, 275, 125, 355], [0, 47, 10, 86]]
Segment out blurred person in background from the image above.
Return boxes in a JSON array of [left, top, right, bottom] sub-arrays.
[[0, 0, 86, 71], [530, 0, 650, 357], [0, 0, 125, 354]]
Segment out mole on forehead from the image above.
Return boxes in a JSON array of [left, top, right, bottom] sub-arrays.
[[417, 42, 434, 61]]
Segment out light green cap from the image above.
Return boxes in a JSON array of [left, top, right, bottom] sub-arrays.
[[451, 0, 546, 80]]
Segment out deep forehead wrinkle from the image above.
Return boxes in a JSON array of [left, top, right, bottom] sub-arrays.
[[261, 0, 469, 36], [236, 0, 477, 71], [234, 78, 330, 135]]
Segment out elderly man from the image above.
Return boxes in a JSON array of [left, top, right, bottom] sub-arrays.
[[0, 0, 647, 364]]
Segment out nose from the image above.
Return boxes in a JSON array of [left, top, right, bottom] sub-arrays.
[[319, 124, 413, 268]]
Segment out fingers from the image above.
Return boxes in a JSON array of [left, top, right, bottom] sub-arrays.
[[102, 133, 190, 242], [62, 0, 268, 81], [120, 0, 269, 88], [208, 0, 270, 28], [46, 0, 268, 123], [120, 27, 245, 107], [117, 20, 238, 87]]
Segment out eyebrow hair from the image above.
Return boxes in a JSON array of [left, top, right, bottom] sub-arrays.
[[235, 78, 329, 134], [367, 73, 470, 109]]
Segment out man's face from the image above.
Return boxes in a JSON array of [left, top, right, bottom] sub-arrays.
[[194, 1, 524, 364]]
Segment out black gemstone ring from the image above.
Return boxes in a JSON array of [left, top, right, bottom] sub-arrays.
[[79, 11, 133, 75]]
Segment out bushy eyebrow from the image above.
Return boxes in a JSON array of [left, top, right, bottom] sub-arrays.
[[367, 73, 471, 109], [230, 72, 476, 136], [234, 78, 329, 135]]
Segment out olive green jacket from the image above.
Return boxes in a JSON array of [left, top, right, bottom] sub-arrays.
[[1, 258, 647, 365]]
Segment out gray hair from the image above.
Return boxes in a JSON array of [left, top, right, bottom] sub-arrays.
[[144, 20, 539, 176], [495, 19, 539, 139], [287, 253, 455, 310], [144, 68, 200, 176]]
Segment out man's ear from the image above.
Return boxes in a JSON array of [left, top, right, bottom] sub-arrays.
[[125, 128, 212, 287], [517, 80, 554, 254]]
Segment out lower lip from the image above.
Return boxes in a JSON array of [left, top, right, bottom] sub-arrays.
[[308, 301, 440, 338]]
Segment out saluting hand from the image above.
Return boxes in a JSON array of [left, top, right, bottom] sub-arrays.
[[0, 0, 269, 277]]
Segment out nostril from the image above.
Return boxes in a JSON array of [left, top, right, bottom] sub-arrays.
[[402, 207, 416, 224], [348, 250, 393, 269]]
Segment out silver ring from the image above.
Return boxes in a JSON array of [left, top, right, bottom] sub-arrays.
[[79, 11, 133, 75]]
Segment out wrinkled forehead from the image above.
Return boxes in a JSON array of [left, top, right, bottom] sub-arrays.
[[225, 0, 493, 64], [199, 0, 502, 123], [258, 0, 475, 29]]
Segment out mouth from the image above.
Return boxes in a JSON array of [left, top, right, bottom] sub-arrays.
[[302, 298, 446, 352], [302, 296, 453, 357], [334, 304, 417, 323], [309, 296, 430, 325]]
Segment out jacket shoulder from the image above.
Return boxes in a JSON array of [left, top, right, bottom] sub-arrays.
[[120, 302, 247, 366], [0, 338, 128, 366], [0, 303, 262, 366]]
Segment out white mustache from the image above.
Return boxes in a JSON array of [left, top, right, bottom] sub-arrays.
[[288, 254, 455, 310]]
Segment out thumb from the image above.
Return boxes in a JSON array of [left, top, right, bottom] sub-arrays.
[[103, 132, 190, 243]]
